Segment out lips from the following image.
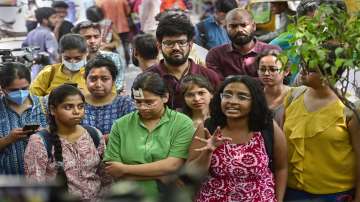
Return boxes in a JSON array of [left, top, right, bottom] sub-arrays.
[[192, 103, 205, 108]]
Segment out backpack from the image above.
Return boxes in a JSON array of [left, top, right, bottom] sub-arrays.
[[204, 118, 274, 172], [196, 21, 209, 50], [37, 126, 101, 161]]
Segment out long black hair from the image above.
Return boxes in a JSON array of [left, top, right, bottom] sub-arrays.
[[208, 75, 273, 132], [47, 84, 85, 190]]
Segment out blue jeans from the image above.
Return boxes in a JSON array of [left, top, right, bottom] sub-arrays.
[[284, 187, 354, 202]]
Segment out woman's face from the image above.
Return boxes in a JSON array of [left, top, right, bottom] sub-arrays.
[[258, 55, 287, 87], [3, 78, 30, 93], [50, 94, 85, 127], [220, 82, 252, 119], [184, 84, 213, 112], [86, 66, 114, 98], [133, 90, 168, 120], [62, 49, 87, 63], [299, 66, 322, 87]]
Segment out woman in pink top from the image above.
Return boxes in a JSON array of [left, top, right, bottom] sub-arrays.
[[24, 84, 109, 201], [187, 75, 288, 202]]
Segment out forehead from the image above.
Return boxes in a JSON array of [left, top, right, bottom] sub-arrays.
[[226, 11, 254, 25], [162, 34, 188, 41], [186, 84, 209, 93], [55, 7, 67, 12], [79, 27, 101, 36], [62, 49, 85, 57], [134, 90, 161, 100], [61, 94, 84, 104], [259, 55, 281, 64], [88, 67, 112, 75], [223, 82, 250, 93], [6, 78, 30, 89]]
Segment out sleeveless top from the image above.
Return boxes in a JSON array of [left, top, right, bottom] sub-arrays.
[[196, 132, 276, 202]]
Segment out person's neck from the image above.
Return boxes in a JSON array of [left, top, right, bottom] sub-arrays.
[[140, 58, 159, 71], [232, 39, 256, 54], [86, 91, 117, 106], [192, 108, 209, 122], [88, 51, 99, 60], [7, 97, 32, 114], [56, 123, 78, 137], [226, 117, 249, 132], [264, 84, 286, 98], [308, 85, 335, 99], [164, 59, 190, 80]]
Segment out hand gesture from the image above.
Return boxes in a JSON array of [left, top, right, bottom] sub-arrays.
[[194, 127, 232, 152], [8, 128, 31, 143], [104, 161, 126, 178]]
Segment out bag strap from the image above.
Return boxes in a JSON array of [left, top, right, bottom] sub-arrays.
[[83, 125, 101, 148], [261, 125, 274, 172], [37, 129, 53, 161], [285, 86, 307, 109]]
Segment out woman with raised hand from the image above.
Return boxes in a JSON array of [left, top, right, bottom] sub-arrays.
[[24, 84, 108, 201], [188, 75, 288, 202], [104, 72, 195, 199]]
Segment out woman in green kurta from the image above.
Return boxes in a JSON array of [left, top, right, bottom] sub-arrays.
[[104, 72, 195, 198]]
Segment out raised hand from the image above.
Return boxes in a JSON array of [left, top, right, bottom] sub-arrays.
[[194, 127, 232, 152]]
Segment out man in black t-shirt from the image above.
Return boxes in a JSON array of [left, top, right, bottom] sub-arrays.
[[52, 1, 74, 41]]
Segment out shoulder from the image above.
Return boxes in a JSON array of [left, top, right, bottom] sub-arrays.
[[114, 111, 137, 125], [207, 44, 230, 56], [166, 109, 193, 124], [256, 40, 282, 51]]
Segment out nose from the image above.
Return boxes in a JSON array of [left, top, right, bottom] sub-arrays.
[[89, 36, 97, 43], [263, 69, 271, 76], [73, 107, 80, 115], [172, 42, 181, 50], [193, 94, 201, 101]]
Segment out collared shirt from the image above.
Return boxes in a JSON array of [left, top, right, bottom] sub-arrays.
[[22, 25, 58, 64], [0, 95, 47, 175], [147, 59, 221, 109], [195, 15, 230, 49], [97, 0, 131, 33], [82, 95, 136, 134], [104, 107, 195, 198], [99, 51, 126, 91], [206, 40, 281, 80], [29, 63, 88, 96]]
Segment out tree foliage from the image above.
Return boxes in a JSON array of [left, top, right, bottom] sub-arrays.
[[280, 4, 360, 122]]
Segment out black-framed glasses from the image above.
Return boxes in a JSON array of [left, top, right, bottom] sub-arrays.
[[162, 40, 189, 48]]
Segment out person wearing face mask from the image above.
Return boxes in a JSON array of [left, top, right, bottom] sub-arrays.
[[206, 8, 281, 80], [0, 62, 48, 175], [30, 34, 89, 96], [22, 7, 59, 79]]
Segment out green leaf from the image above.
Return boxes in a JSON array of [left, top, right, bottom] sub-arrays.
[[335, 47, 344, 57]]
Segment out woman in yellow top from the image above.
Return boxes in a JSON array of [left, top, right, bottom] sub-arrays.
[[283, 60, 360, 201]]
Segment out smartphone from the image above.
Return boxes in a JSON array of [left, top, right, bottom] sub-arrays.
[[23, 124, 40, 135]]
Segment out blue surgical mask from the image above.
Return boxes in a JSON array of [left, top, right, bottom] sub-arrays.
[[6, 90, 30, 105], [63, 58, 86, 72]]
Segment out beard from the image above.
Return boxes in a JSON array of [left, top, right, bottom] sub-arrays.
[[229, 33, 254, 46], [162, 50, 190, 66]]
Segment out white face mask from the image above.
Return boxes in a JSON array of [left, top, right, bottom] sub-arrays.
[[63, 58, 86, 72]]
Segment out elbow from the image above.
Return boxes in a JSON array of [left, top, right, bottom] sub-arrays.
[[164, 159, 184, 174]]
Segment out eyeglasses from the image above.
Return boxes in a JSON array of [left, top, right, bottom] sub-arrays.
[[258, 67, 281, 74], [220, 92, 251, 102], [133, 99, 159, 109], [162, 40, 189, 48]]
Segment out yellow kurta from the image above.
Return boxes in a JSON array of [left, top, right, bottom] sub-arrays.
[[284, 91, 356, 194]]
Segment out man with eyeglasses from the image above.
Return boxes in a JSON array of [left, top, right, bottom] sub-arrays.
[[147, 14, 221, 110], [72, 21, 126, 94], [206, 8, 281, 80]]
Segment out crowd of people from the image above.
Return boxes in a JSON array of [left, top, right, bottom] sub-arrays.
[[1, 0, 360, 202]]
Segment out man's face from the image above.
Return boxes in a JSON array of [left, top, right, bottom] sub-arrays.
[[159, 34, 192, 66], [79, 27, 102, 53], [54, 7, 68, 19], [226, 12, 256, 46], [46, 14, 58, 30]]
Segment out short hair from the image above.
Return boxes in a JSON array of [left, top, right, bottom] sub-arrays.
[[59, 33, 87, 53], [156, 12, 195, 42], [214, 0, 238, 13], [132, 72, 169, 98], [0, 62, 31, 88], [35, 7, 56, 23], [51, 1, 69, 9], [133, 34, 159, 60], [86, 6, 104, 22], [85, 55, 118, 81], [72, 21, 101, 34]]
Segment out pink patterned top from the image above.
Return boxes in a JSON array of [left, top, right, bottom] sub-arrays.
[[24, 129, 108, 201], [196, 132, 276, 202]]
